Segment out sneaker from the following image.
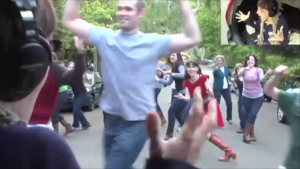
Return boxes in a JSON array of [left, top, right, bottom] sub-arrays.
[[164, 135, 173, 141], [227, 120, 233, 125], [82, 124, 91, 130]]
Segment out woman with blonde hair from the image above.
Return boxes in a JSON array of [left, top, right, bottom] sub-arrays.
[[181, 52, 189, 64], [213, 55, 233, 124], [231, 63, 245, 133]]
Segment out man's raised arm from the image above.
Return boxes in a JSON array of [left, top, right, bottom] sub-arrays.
[[168, 0, 202, 54], [62, 0, 94, 42]]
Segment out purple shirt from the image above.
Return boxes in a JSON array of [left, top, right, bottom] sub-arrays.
[[242, 67, 264, 98]]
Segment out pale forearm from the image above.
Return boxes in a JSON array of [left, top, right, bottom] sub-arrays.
[[63, 0, 81, 23], [264, 75, 280, 99], [238, 68, 245, 77], [261, 73, 269, 83], [178, 1, 201, 41]]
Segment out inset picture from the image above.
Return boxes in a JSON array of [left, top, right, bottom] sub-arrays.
[[221, 0, 300, 45]]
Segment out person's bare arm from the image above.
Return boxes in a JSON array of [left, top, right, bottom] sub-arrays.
[[238, 67, 246, 77], [264, 75, 280, 101], [204, 79, 214, 96], [62, 0, 94, 41], [168, 1, 201, 54]]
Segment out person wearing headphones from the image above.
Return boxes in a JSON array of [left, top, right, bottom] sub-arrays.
[[235, 0, 290, 45], [0, 0, 80, 168]]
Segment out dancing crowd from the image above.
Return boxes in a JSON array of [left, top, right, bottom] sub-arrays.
[[0, 0, 299, 169]]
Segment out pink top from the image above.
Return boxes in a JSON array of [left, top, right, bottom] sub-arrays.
[[242, 67, 264, 98]]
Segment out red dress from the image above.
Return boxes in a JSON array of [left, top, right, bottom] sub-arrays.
[[183, 75, 224, 128]]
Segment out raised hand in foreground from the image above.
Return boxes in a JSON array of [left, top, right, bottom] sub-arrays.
[[146, 87, 217, 167]]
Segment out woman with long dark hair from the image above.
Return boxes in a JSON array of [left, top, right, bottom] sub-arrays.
[[155, 53, 185, 139], [50, 51, 74, 135], [238, 54, 272, 143], [177, 60, 236, 162], [156, 53, 185, 94]]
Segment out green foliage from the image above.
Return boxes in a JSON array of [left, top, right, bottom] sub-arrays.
[[195, 0, 299, 79], [53, 0, 298, 80], [53, 0, 117, 60]]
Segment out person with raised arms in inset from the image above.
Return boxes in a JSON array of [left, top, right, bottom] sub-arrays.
[[63, 0, 201, 168], [236, 0, 290, 45]]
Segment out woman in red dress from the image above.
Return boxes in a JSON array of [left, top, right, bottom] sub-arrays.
[[175, 60, 236, 162]]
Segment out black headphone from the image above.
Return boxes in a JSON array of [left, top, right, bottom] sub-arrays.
[[268, 0, 279, 17], [0, 0, 52, 102]]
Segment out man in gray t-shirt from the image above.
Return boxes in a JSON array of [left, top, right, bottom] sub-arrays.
[[63, 0, 201, 168]]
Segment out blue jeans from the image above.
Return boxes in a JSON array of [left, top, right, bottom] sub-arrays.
[[166, 90, 191, 136], [181, 99, 194, 123], [72, 94, 90, 128], [51, 91, 68, 124], [103, 113, 147, 169], [168, 90, 187, 126], [237, 94, 245, 129], [214, 88, 233, 121], [171, 88, 177, 103], [154, 88, 164, 118], [241, 96, 264, 125]]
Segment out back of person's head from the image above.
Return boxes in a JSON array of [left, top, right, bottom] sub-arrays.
[[0, 0, 57, 123], [233, 63, 243, 79]]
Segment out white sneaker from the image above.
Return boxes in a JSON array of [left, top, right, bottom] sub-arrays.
[[278, 165, 286, 169]]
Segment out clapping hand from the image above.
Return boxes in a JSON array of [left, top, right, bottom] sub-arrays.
[[245, 66, 251, 70], [174, 93, 185, 100], [157, 67, 164, 73], [146, 87, 216, 165], [235, 11, 250, 22], [164, 70, 172, 75], [207, 88, 214, 97], [266, 69, 273, 75], [274, 65, 289, 78]]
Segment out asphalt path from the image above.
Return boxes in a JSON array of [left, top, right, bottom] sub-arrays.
[[60, 65, 290, 169]]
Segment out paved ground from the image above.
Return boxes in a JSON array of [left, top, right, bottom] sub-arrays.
[[221, 0, 230, 45], [60, 66, 290, 169]]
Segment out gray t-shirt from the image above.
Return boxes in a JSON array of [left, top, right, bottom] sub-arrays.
[[89, 27, 172, 121], [154, 61, 166, 89]]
